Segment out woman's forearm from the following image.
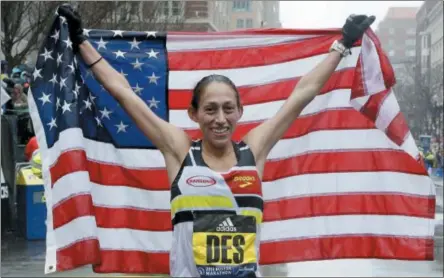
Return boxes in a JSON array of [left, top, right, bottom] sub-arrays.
[[293, 50, 342, 102], [78, 41, 131, 99]]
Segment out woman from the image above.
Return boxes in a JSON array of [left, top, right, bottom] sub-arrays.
[[58, 5, 375, 277]]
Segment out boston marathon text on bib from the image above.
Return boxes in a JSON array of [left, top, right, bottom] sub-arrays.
[[193, 214, 257, 278]]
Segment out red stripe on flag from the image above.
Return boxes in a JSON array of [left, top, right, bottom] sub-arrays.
[[260, 236, 434, 264], [385, 112, 410, 146], [50, 149, 88, 186], [52, 195, 173, 231], [50, 149, 169, 191], [94, 206, 172, 231], [359, 89, 391, 122], [93, 250, 170, 274], [264, 194, 435, 222], [56, 238, 101, 271], [168, 35, 340, 70], [185, 108, 375, 141], [53, 190, 434, 233], [50, 149, 427, 193], [53, 194, 94, 229], [169, 69, 355, 109], [263, 150, 429, 182]]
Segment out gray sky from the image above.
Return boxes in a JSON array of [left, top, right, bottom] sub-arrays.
[[279, 1, 423, 31]]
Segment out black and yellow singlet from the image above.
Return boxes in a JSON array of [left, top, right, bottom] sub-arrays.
[[169, 140, 264, 277]]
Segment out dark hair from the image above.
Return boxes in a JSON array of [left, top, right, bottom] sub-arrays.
[[191, 74, 241, 110]]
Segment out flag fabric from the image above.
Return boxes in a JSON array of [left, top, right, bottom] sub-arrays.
[[29, 13, 436, 275]]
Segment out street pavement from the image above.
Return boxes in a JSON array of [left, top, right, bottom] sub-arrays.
[[2, 181, 443, 277]]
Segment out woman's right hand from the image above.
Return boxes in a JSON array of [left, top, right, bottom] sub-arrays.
[[57, 4, 87, 52]]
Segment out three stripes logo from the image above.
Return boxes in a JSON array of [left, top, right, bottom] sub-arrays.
[[216, 217, 237, 232]]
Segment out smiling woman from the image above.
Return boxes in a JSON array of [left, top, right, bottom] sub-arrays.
[[57, 4, 375, 277]]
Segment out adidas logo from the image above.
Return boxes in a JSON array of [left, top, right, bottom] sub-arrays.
[[216, 217, 237, 232]]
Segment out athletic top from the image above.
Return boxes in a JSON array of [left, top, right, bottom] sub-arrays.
[[169, 140, 264, 277]]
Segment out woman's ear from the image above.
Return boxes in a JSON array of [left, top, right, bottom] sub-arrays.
[[237, 104, 244, 120], [188, 106, 198, 123]]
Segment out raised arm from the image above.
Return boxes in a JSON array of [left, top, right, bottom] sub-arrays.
[[243, 15, 376, 174], [58, 5, 191, 161]]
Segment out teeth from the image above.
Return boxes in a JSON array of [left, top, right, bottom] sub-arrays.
[[213, 128, 228, 134]]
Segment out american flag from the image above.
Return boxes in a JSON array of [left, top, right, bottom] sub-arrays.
[[29, 12, 436, 275]]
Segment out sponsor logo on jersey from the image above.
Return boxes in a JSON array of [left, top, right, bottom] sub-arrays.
[[186, 175, 217, 187], [233, 176, 255, 188]]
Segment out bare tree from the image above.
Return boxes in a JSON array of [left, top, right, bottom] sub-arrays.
[[1, 1, 63, 67], [1, 1, 186, 69], [395, 62, 443, 138]]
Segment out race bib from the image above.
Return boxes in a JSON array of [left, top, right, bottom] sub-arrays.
[[193, 214, 257, 278]]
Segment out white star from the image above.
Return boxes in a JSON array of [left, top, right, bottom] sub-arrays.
[[115, 121, 128, 133], [56, 53, 63, 67], [39, 92, 51, 106], [59, 16, 67, 24], [148, 72, 160, 85], [131, 58, 144, 70], [56, 97, 61, 110], [61, 100, 72, 114], [120, 69, 128, 77], [63, 37, 73, 49], [113, 50, 126, 59], [95, 116, 102, 127], [40, 48, 53, 61], [75, 82, 81, 92], [89, 93, 96, 104], [94, 37, 108, 50], [147, 49, 159, 59], [146, 31, 157, 38], [50, 29, 60, 43], [112, 30, 124, 37], [73, 82, 81, 98], [129, 37, 141, 50], [33, 68, 42, 80], [83, 29, 91, 37], [59, 77, 67, 89], [99, 107, 112, 120], [47, 117, 57, 130], [67, 62, 75, 73], [83, 98, 92, 110], [147, 96, 160, 109], [132, 83, 144, 95], [49, 74, 58, 86]]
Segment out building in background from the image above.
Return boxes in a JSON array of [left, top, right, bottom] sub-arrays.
[[262, 1, 281, 28], [416, 0, 443, 80], [376, 6, 419, 85], [135, 0, 280, 32], [415, 0, 443, 141], [208, 0, 281, 31]]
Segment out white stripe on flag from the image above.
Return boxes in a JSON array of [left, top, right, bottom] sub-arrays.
[[168, 47, 361, 89], [46, 127, 403, 171]]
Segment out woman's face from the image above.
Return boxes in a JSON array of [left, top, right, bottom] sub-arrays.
[[189, 81, 243, 149]]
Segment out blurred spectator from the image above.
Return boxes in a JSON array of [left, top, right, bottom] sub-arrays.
[[5, 84, 28, 111]]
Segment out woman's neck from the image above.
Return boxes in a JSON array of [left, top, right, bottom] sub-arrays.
[[201, 140, 234, 159]]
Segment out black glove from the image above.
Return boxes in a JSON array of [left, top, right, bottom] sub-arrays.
[[340, 14, 376, 48], [57, 4, 86, 52]]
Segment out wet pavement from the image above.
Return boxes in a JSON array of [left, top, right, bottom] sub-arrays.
[[2, 182, 443, 277]]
